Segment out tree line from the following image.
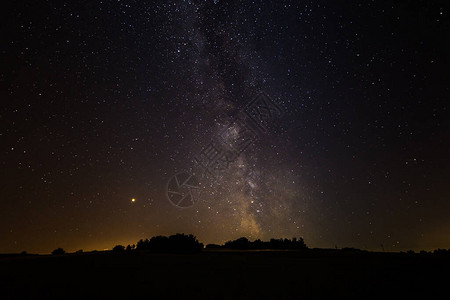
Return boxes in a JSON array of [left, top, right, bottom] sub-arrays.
[[48, 234, 450, 255], [112, 235, 308, 253], [207, 237, 308, 250]]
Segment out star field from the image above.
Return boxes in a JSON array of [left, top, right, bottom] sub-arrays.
[[1, 0, 449, 253]]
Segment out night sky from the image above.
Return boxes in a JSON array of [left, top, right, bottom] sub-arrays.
[[1, 0, 449, 254]]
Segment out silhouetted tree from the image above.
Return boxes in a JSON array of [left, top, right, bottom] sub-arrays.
[[225, 237, 251, 249], [136, 238, 151, 250], [113, 245, 125, 252], [52, 248, 65, 255], [148, 235, 169, 252], [168, 233, 204, 253], [295, 237, 307, 250]]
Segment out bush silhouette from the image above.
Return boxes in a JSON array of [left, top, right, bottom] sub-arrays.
[[112, 245, 125, 252], [52, 248, 65, 255]]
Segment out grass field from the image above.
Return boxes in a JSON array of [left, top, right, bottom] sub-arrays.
[[1, 250, 449, 299]]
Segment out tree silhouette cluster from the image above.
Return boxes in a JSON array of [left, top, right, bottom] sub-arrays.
[[135, 234, 204, 253], [112, 244, 135, 252], [417, 249, 450, 256], [209, 237, 308, 250], [51, 248, 65, 255]]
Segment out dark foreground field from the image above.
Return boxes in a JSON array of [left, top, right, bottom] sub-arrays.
[[1, 250, 449, 300]]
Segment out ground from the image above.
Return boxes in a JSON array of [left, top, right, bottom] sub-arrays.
[[1, 250, 448, 299]]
